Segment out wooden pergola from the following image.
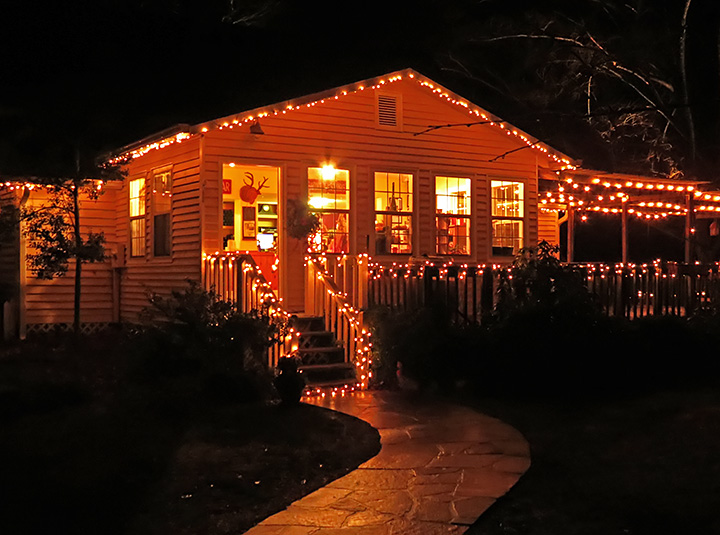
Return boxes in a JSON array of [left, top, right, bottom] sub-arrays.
[[540, 169, 720, 263]]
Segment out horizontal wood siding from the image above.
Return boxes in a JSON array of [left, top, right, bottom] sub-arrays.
[[0, 190, 20, 337], [538, 210, 560, 245], [197, 77, 551, 311], [22, 188, 117, 326], [118, 138, 202, 322]]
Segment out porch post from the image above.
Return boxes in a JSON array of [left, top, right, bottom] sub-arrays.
[[356, 255, 368, 309], [685, 192, 695, 263], [567, 205, 575, 263], [305, 259, 315, 315], [621, 200, 629, 264]]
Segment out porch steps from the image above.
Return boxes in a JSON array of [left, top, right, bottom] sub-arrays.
[[290, 315, 357, 388]]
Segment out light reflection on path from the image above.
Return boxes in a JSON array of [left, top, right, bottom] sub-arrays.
[[245, 390, 530, 534]]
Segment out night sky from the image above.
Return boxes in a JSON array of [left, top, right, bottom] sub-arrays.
[[2, 1, 719, 182], [1, 0, 457, 176]]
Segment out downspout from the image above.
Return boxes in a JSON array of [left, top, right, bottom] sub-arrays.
[[199, 133, 206, 285]]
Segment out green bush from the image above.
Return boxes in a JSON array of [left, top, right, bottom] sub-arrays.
[[129, 281, 282, 404], [367, 303, 478, 393]]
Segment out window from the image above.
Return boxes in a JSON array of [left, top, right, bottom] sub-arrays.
[[152, 171, 172, 257], [307, 166, 350, 253], [491, 180, 524, 255], [129, 178, 145, 257], [374, 172, 412, 254], [436, 176, 471, 255]]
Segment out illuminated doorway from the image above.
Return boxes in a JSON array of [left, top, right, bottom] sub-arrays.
[[222, 163, 280, 290]]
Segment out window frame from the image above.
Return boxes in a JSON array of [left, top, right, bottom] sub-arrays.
[[373, 170, 414, 255], [490, 179, 525, 257], [435, 175, 472, 256], [307, 165, 351, 254], [128, 176, 146, 258], [151, 169, 173, 258]]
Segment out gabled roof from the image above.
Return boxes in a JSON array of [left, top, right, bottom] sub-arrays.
[[105, 68, 578, 168]]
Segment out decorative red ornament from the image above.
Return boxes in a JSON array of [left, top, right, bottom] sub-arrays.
[[239, 172, 269, 204]]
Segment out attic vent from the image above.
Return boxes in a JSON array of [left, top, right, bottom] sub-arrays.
[[377, 94, 400, 128]]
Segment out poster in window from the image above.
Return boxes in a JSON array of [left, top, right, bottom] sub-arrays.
[[242, 206, 256, 238]]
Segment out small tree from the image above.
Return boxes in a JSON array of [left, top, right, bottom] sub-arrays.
[[494, 240, 598, 321], [17, 159, 125, 335]]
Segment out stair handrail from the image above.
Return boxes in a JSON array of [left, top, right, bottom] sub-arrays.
[[203, 252, 298, 369], [306, 256, 373, 389]]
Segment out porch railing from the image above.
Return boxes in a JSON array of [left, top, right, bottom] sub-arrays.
[[202, 252, 296, 369], [368, 263, 498, 323], [305, 256, 372, 388], [578, 262, 720, 318], [367, 260, 720, 323]]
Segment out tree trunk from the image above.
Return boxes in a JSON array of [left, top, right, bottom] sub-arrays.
[[73, 179, 82, 336], [680, 0, 697, 164]]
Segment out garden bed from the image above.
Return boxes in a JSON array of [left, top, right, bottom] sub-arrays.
[[0, 334, 380, 535]]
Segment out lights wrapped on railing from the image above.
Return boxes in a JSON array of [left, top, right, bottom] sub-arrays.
[[302, 256, 373, 396], [203, 251, 299, 366]]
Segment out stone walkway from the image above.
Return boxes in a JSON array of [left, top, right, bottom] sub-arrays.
[[245, 391, 530, 534]]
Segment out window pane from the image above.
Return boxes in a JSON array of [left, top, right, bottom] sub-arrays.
[[375, 214, 412, 254], [308, 166, 349, 211], [130, 218, 145, 257], [153, 213, 171, 257], [374, 172, 412, 212], [436, 216, 471, 255], [492, 219, 523, 255], [436, 176, 471, 215], [491, 181, 524, 217], [129, 178, 145, 217], [309, 212, 349, 254], [153, 172, 172, 214]]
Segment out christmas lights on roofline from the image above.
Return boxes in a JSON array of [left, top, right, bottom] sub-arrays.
[[106, 71, 575, 169]]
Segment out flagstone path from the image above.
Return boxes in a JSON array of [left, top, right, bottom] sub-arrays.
[[244, 391, 530, 534]]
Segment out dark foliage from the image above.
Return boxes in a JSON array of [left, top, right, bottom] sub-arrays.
[[130, 281, 281, 404], [367, 303, 478, 393], [370, 244, 720, 400], [493, 240, 599, 322]]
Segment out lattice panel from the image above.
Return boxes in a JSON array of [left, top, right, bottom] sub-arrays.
[[26, 322, 111, 337]]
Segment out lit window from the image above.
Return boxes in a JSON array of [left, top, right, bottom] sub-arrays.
[[152, 171, 172, 257], [129, 178, 146, 257], [436, 176, 471, 255], [374, 172, 412, 254], [491, 180, 524, 255], [308, 166, 350, 253]]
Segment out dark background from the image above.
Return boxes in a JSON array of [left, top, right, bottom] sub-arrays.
[[2, 0, 718, 262]]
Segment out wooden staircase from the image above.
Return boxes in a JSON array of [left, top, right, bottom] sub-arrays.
[[291, 316, 357, 388]]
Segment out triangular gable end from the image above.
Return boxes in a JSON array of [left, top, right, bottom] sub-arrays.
[[106, 69, 578, 171]]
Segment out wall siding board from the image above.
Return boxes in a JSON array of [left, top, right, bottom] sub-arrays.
[[22, 188, 118, 326], [117, 137, 202, 322]]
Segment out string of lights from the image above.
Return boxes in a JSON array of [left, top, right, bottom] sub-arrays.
[[102, 69, 576, 170]]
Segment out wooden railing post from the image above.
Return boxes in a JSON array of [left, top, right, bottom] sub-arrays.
[[357, 255, 368, 310], [305, 259, 316, 315]]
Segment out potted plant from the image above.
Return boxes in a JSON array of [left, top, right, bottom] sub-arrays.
[[274, 354, 305, 405]]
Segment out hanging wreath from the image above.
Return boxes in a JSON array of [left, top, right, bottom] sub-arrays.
[[286, 198, 320, 240]]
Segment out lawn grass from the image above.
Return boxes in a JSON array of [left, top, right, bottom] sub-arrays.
[[464, 387, 720, 535], [0, 334, 380, 535]]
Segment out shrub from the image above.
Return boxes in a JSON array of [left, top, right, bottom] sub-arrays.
[[493, 241, 600, 324], [367, 304, 477, 393], [129, 281, 282, 404]]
